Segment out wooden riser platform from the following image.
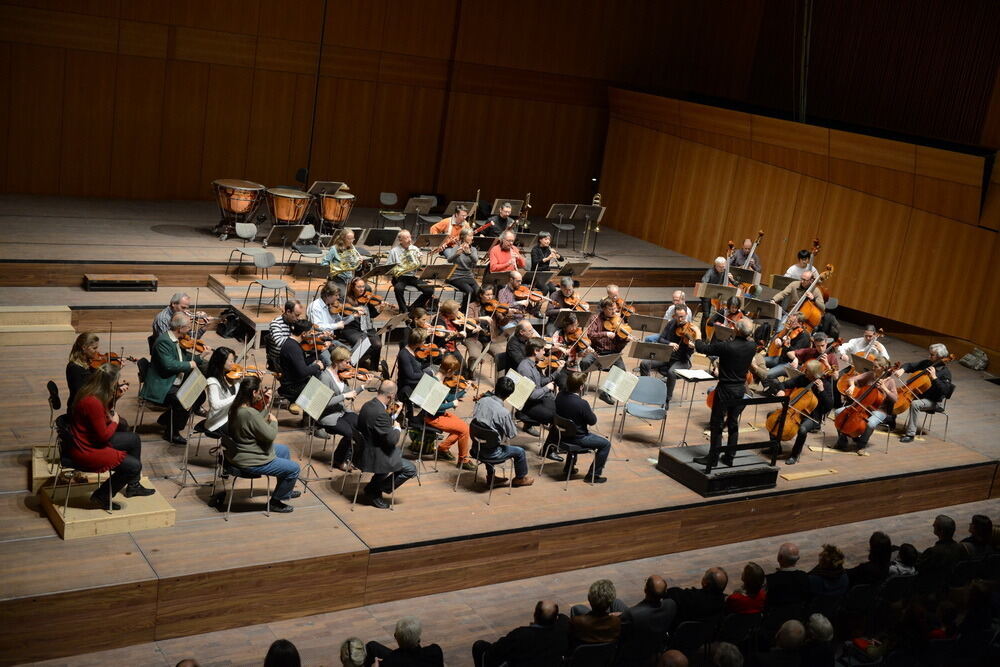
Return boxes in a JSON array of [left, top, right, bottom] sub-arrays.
[[38, 476, 176, 540]]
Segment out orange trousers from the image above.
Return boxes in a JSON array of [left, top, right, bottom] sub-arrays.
[[425, 412, 471, 459]]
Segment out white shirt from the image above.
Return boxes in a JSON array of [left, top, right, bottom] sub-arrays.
[[661, 304, 679, 320], [840, 336, 889, 360], [205, 377, 239, 431], [308, 297, 348, 331], [784, 263, 814, 279]]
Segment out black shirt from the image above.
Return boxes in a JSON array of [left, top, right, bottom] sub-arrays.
[[901, 359, 953, 403], [479, 215, 508, 238], [278, 337, 322, 399], [655, 320, 694, 363], [776, 373, 834, 417], [555, 392, 597, 438], [700, 267, 729, 286], [66, 362, 92, 409], [695, 336, 756, 385], [506, 333, 529, 368]]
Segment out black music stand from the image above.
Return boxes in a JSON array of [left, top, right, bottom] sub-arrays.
[[585, 352, 622, 406], [490, 199, 525, 216], [711, 325, 736, 342], [263, 225, 305, 262], [515, 233, 535, 247], [546, 204, 578, 250], [743, 297, 781, 321], [442, 200, 478, 217], [549, 308, 593, 333], [730, 266, 760, 288], [362, 262, 398, 299], [631, 342, 673, 363], [472, 236, 496, 252], [364, 228, 401, 266], [416, 233, 448, 251], [629, 314, 664, 337], [307, 181, 347, 196], [573, 204, 606, 259], [770, 274, 798, 291], [484, 271, 510, 288], [292, 261, 329, 300], [557, 261, 591, 277]]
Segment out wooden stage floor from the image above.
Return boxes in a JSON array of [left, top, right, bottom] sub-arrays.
[[1, 196, 999, 663]]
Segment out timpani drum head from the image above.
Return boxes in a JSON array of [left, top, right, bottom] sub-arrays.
[[213, 179, 265, 215], [266, 187, 313, 224], [320, 191, 356, 223]]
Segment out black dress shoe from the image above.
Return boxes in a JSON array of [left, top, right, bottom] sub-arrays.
[[208, 492, 225, 509], [169, 434, 188, 446], [123, 482, 156, 497], [692, 455, 718, 467], [784, 456, 797, 465], [268, 499, 294, 513], [899, 435, 915, 443], [90, 493, 122, 511], [720, 455, 736, 467], [368, 494, 391, 510], [544, 449, 565, 462], [586, 475, 608, 484], [287, 490, 302, 499]]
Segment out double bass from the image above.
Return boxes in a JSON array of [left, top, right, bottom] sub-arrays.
[[781, 264, 833, 333]]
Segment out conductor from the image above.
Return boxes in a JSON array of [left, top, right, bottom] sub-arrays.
[[693, 318, 757, 468]]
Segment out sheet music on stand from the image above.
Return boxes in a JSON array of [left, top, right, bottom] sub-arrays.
[[743, 297, 781, 321], [177, 369, 207, 410], [730, 266, 760, 287], [770, 274, 798, 292], [361, 263, 398, 281], [416, 233, 448, 250], [557, 261, 591, 277], [552, 309, 593, 330], [411, 374, 449, 416], [503, 369, 536, 410], [403, 197, 435, 215], [295, 376, 334, 421], [546, 203, 577, 221], [350, 336, 371, 367], [694, 282, 739, 303], [377, 312, 409, 336], [675, 368, 715, 381], [629, 314, 664, 335], [600, 365, 638, 404]]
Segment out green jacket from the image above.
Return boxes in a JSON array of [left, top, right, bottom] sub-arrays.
[[224, 406, 279, 468], [139, 331, 198, 404]]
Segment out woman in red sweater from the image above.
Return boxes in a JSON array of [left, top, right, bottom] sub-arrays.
[[69, 365, 154, 510]]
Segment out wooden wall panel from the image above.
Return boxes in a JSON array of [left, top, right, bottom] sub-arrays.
[[159, 60, 209, 200], [912, 176, 982, 226], [814, 185, 911, 317], [827, 157, 915, 206], [170, 26, 256, 69], [199, 64, 253, 191], [110, 55, 165, 198], [787, 177, 827, 255], [118, 20, 168, 59], [0, 4, 117, 53], [723, 158, 801, 275], [166, 0, 261, 36], [323, 0, 386, 50], [381, 0, 457, 59], [309, 76, 377, 201], [258, 0, 324, 43], [0, 42, 9, 192], [6, 43, 64, 195], [662, 141, 739, 263], [244, 70, 316, 188], [59, 49, 116, 197], [886, 210, 994, 339]]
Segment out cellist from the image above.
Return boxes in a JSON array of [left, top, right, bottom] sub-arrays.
[[839, 325, 889, 363], [767, 359, 835, 465], [763, 312, 811, 371], [895, 344, 953, 443], [833, 356, 897, 455], [770, 269, 825, 317], [767, 330, 836, 380]]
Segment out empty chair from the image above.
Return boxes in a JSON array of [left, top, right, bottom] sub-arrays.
[[286, 224, 325, 267], [617, 376, 668, 441], [241, 252, 290, 310], [378, 192, 406, 229], [226, 222, 268, 280], [416, 194, 441, 236], [667, 620, 712, 656]]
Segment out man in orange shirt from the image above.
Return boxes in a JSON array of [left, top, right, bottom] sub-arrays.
[[488, 231, 526, 274], [429, 204, 469, 239]]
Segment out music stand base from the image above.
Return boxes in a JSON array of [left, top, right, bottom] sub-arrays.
[[655, 445, 777, 497]]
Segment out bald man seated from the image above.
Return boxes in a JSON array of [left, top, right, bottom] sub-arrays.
[[615, 575, 678, 664], [666, 567, 728, 628], [471, 600, 569, 667]]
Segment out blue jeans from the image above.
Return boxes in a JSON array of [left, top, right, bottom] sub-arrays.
[[568, 433, 611, 475], [240, 444, 300, 500], [482, 444, 528, 479], [767, 362, 791, 379]]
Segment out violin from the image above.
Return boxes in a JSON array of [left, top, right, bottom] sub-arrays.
[[415, 342, 442, 360], [179, 334, 208, 353], [300, 327, 331, 353], [564, 327, 592, 352], [443, 374, 470, 390], [338, 364, 373, 382], [536, 354, 564, 370], [452, 315, 481, 334], [330, 303, 359, 317], [563, 294, 589, 311], [428, 324, 459, 341], [675, 321, 698, 345], [89, 352, 137, 369], [482, 299, 511, 315], [891, 355, 954, 416], [602, 315, 635, 340], [252, 387, 273, 412], [834, 363, 900, 439], [513, 285, 548, 304], [356, 290, 384, 307], [226, 364, 262, 381]]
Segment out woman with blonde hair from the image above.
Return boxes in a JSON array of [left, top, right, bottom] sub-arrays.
[[809, 544, 849, 597], [67, 332, 131, 424]]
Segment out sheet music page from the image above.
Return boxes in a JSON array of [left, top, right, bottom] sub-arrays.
[[176, 368, 206, 410], [601, 365, 639, 404], [295, 376, 334, 421], [411, 374, 449, 415], [675, 368, 715, 381], [350, 336, 371, 367], [504, 369, 536, 410]]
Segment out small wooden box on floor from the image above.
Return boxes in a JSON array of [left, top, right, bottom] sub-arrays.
[[657, 445, 778, 496], [39, 477, 175, 539]]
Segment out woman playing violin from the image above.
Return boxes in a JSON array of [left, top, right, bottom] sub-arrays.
[[342, 277, 383, 371], [67, 332, 132, 411], [432, 300, 467, 366], [639, 305, 699, 403], [423, 354, 474, 471], [203, 346, 240, 438], [833, 356, 897, 456], [316, 346, 362, 469], [397, 330, 431, 409]]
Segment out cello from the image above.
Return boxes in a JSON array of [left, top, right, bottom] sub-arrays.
[[891, 355, 954, 416], [777, 264, 833, 334], [834, 363, 899, 439], [735, 230, 764, 293], [836, 328, 884, 394], [765, 381, 819, 441]]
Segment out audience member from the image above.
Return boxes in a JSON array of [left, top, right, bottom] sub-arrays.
[[765, 543, 810, 609], [916, 514, 966, 576], [726, 562, 766, 614], [263, 639, 301, 667], [339, 637, 366, 667], [667, 567, 728, 627], [472, 600, 569, 667], [366, 616, 444, 666], [658, 649, 689, 667], [569, 579, 622, 647], [846, 531, 893, 587], [711, 641, 744, 667], [801, 614, 835, 666], [808, 544, 849, 597], [757, 619, 805, 667], [961, 514, 996, 560], [617, 575, 676, 664], [888, 543, 918, 578]]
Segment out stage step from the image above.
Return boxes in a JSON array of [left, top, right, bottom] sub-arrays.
[[39, 476, 175, 539], [31, 446, 103, 493], [208, 273, 301, 302], [0, 323, 77, 346], [0, 305, 73, 327]]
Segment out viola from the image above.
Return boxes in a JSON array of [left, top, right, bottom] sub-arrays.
[[415, 342, 442, 360], [482, 299, 510, 315], [564, 327, 592, 352], [252, 387, 273, 412], [89, 352, 137, 369], [891, 355, 954, 416], [179, 334, 207, 353], [602, 315, 635, 340], [356, 290, 384, 307], [330, 303, 359, 317], [338, 364, 373, 381], [443, 375, 470, 390], [563, 294, 589, 311], [300, 328, 331, 352], [513, 285, 547, 304], [675, 321, 698, 346], [536, 354, 563, 370], [226, 364, 262, 382]]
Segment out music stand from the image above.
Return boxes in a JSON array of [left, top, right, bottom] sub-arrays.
[[491, 199, 524, 216], [307, 181, 347, 196], [263, 224, 306, 262], [629, 314, 664, 337], [711, 325, 736, 342], [416, 233, 447, 250], [573, 205, 606, 259], [472, 236, 496, 252], [419, 263, 455, 282], [743, 297, 781, 321], [514, 233, 535, 247], [770, 274, 798, 291], [484, 271, 510, 288], [546, 203, 578, 250], [404, 197, 435, 215], [442, 200, 478, 217], [292, 261, 329, 299], [557, 261, 592, 277], [673, 368, 716, 446], [730, 266, 760, 287], [584, 353, 622, 406], [528, 270, 555, 290], [361, 262, 398, 298], [631, 342, 673, 363], [695, 282, 739, 303]]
